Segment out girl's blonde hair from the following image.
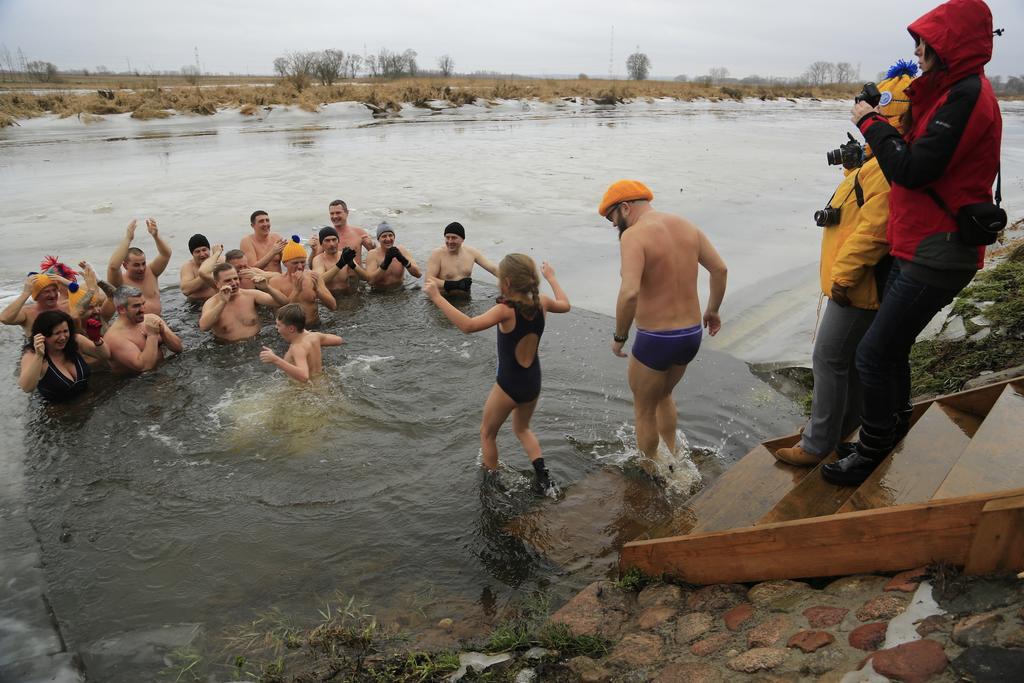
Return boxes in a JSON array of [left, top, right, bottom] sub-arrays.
[[499, 253, 541, 317]]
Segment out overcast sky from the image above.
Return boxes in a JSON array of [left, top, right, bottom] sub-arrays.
[[1, 0, 1021, 80]]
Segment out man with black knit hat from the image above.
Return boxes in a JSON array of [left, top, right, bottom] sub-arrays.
[[312, 225, 362, 296], [179, 233, 220, 301], [425, 221, 498, 297]]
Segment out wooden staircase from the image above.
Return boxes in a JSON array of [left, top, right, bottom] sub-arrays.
[[620, 378, 1024, 583]]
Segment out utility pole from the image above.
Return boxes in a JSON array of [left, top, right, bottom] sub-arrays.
[[609, 25, 615, 80], [194, 46, 202, 75]]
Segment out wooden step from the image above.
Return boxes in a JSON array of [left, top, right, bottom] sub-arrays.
[[681, 443, 811, 534], [756, 452, 853, 524], [934, 382, 1024, 500], [620, 486, 1024, 585], [837, 403, 978, 513], [931, 379, 1008, 418]]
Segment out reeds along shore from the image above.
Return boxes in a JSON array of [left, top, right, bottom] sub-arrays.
[[0, 77, 875, 127]]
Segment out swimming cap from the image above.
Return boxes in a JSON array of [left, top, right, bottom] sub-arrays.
[[282, 240, 307, 262], [31, 273, 57, 299], [318, 226, 339, 244], [188, 234, 211, 254], [376, 221, 395, 239], [599, 180, 654, 217], [444, 222, 465, 239]]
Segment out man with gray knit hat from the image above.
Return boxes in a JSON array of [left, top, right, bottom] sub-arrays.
[[425, 221, 498, 297], [358, 221, 421, 291]]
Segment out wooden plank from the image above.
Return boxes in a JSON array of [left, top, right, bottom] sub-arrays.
[[934, 383, 1024, 500], [684, 445, 810, 534], [620, 487, 1024, 585], [837, 403, 974, 513], [964, 494, 1024, 575], [757, 451, 856, 524], [934, 378, 1015, 418]]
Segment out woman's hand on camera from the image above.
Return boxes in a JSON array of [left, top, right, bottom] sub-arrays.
[[851, 101, 878, 126]]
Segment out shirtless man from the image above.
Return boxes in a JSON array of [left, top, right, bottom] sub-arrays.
[[328, 199, 375, 261], [104, 286, 183, 373], [107, 218, 172, 315], [259, 303, 343, 383], [360, 222, 422, 291], [601, 180, 728, 461], [311, 226, 361, 296], [425, 222, 498, 296], [179, 234, 220, 301], [0, 274, 70, 335], [240, 210, 286, 274], [221, 249, 276, 290], [269, 239, 337, 325], [199, 263, 287, 342]]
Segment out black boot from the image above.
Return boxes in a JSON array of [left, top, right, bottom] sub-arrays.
[[835, 405, 914, 458], [821, 443, 887, 486]]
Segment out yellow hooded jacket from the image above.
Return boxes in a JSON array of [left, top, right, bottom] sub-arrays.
[[819, 156, 890, 310]]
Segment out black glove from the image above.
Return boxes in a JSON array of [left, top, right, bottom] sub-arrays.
[[395, 250, 410, 267], [382, 246, 401, 270], [337, 247, 357, 269]]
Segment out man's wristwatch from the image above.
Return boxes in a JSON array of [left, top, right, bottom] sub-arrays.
[[613, 332, 628, 343]]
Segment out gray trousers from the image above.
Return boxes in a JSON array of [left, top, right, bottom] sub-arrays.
[[800, 299, 877, 456]]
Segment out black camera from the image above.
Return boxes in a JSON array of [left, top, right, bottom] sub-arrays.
[[826, 133, 865, 169], [814, 206, 841, 227], [855, 82, 882, 108]]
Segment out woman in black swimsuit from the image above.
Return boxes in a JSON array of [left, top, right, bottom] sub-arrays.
[[19, 310, 110, 402], [424, 254, 570, 491]]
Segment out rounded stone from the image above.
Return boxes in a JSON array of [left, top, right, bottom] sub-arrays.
[[675, 611, 714, 643], [856, 594, 908, 621], [726, 647, 789, 673], [690, 632, 733, 657], [804, 606, 849, 628], [437, 618, 454, 632], [637, 605, 677, 631], [653, 662, 723, 683], [607, 632, 663, 669], [748, 580, 810, 605], [952, 611, 1005, 647], [788, 630, 835, 653], [724, 603, 754, 631], [637, 583, 684, 610], [868, 639, 949, 683], [849, 622, 888, 651], [747, 614, 793, 648]]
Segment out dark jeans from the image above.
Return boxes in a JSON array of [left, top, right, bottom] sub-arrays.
[[854, 260, 962, 452]]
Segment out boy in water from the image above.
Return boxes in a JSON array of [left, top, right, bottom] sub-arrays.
[[259, 303, 343, 383]]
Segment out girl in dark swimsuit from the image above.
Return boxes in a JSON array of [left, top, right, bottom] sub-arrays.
[[19, 310, 110, 403], [424, 254, 570, 491]]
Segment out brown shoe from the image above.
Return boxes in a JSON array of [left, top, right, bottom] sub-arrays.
[[773, 444, 824, 467]]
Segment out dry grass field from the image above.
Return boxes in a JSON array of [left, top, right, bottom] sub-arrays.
[[0, 76, 872, 128]]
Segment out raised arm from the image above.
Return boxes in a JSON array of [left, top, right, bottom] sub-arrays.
[[311, 272, 337, 310], [260, 344, 311, 383], [540, 261, 570, 313], [18, 337, 47, 392], [423, 280, 512, 333], [1, 276, 35, 326], [180, 262, 207, 296], [78, 333, 110, 361], [199, 287, 230, 331], [697, 229, 728, 336], [195, 244, 224, 285], [157, 318, 183, 354], [106, 319, 162, 372], [107, 219, 137, 286], [398, 247, 421, 279], [146, 218, 172, 277], [253, 276, 287, 307]]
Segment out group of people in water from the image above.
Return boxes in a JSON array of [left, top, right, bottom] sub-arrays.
[[3, 0, 1004, 496]]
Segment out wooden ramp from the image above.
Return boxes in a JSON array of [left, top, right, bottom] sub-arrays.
[[620, 378, 1024, 583]]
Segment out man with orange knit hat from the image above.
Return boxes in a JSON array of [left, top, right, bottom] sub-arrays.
[[0, 273, 69, 336], [269, 236, 337, 326], [600, 179, 728, 464]]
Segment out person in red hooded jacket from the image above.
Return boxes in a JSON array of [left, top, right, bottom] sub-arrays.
[[823, 0, 1002, 486]]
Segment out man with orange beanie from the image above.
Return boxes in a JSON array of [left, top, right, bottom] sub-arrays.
[[600, 180, 728, 463], [269, 236, 337, 326], [0, 273, 69, 336]]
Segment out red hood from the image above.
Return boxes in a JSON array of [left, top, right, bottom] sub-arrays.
[[908, 0, 993, 82]]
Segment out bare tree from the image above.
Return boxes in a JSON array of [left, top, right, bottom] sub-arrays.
[[343, 54, 362, 79], [181, 64, 201, 85], [274, 51, 316, 90], [26, 60, 58, 82], [438, 54, 454, 77], [626, 51, 651, 80], [804, 61, 836, 85], [707, 67, 729, 85], [402, 49, 418, 77], [834, 61, 857, 84], [273, 57, 289, 79], [314, 49, 345, 85]]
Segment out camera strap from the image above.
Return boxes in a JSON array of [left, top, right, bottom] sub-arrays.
[[825, 170, 863, 209]]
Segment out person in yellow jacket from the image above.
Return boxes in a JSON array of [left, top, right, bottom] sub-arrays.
[[776, 61, 917, 466]]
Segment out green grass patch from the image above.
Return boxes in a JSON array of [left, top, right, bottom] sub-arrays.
[[613, 566, 655, 592]]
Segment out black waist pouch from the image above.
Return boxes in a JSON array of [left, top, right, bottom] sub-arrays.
[[956, 202, 1007, 246]]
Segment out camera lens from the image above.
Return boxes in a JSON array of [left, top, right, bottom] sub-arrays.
[[826, 149, 843, 166], [814, 207, 840, 227]]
